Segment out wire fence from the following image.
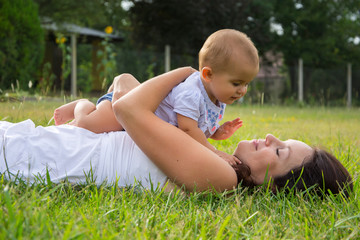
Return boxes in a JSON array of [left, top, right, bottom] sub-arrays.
[[72, 44, 360, 106]]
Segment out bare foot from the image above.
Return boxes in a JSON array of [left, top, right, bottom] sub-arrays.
[[54, 100, 82, 125], [67, 119, 77, 126]]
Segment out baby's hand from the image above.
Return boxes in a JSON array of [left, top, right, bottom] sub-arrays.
[[213, 118, 243, 140], [215, 150, 242, 166]]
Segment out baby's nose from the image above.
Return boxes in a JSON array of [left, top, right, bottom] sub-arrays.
[[237, 85, 247, 95]]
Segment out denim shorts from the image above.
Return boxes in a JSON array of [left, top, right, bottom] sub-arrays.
[[96, 92, 113, 105]]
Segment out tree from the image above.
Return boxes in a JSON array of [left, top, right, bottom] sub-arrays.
[[0, 0, 44, 89], [34, 0, 128, 31], [128, 0, 275, 58], [272, 0, 360, 99]]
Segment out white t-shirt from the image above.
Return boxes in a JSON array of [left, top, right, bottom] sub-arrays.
[[0, 120, 167, 189], [155, 72, 226, 138]]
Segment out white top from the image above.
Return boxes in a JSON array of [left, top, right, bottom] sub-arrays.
[[155, 72, 226, 138], [0, 120, 167, 189]]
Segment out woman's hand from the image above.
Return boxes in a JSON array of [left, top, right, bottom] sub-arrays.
[[211, 118, 243, 140], [215, 149, 242, 166]]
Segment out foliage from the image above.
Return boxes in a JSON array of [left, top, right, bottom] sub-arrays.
[[34, 0, 129, 94], [127, 0, 360, 104], [97, 28, 118, 90], [271, 0, 360, 94], [128, 0, 275, 56], [3, 0, 359, 105], [37, 62, 56, 96], [55, 34, 72, 95], [0, 102, 359, 239], [0, 0, 44, 90], [115, 41, 164, 82], [34, 0, 129, 31], [34, 0, 103, 27], [77, 61, 93, 94], [273, 0, 360, 66]]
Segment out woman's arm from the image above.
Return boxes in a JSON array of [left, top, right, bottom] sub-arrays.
[[113, 67, 237, 192]]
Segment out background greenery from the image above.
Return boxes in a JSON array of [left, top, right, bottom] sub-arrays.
[[0, 0, 44, 90], [0, 0, 359, 105], [0, 101, 359, 239]]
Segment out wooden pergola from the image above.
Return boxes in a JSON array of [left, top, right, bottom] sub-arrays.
[[42, 19, 123, 97]]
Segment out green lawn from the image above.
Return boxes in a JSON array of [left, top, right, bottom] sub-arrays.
[[1, 100, 359, 239]]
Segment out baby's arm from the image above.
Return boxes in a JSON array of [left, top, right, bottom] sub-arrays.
[[210, 118, 243, 140], [177, 114, 215, 151], [177, 114, 241, 166]]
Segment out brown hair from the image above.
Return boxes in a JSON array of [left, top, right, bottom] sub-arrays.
[[232, 148, 353, 197], [198, 29, 259, 72], [232, 162, 255, 188]]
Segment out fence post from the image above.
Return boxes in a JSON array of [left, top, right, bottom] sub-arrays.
[[347, 63, 352, 108], [165, 44, 171, 72], [298, 58, 303, 102], [71, 33, 77, 98]]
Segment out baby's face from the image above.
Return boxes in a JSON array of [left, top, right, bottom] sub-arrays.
[[206, 57, 258, 104]]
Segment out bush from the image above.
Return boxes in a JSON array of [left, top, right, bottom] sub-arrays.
[[0, 0, 44, 90]]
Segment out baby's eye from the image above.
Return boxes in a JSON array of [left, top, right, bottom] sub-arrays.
[[233, 81, 248, 87]]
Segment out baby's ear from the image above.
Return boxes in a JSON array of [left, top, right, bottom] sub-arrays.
[[201, 67, 213, 82]]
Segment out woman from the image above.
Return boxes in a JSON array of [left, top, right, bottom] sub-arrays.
[[0, 67, 353, 196]]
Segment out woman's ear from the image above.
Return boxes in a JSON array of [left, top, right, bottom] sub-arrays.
[[201, 67, 213, 83]]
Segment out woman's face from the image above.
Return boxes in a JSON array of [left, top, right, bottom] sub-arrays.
[[233, 134, 314, 184]]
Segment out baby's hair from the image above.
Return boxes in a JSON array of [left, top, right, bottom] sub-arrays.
[[198, 29, 259, 72]]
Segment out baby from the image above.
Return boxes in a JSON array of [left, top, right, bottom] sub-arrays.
[[54, 29, 259, 165]]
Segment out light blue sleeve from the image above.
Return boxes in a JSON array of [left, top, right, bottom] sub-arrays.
[[172, 88, 203, 122]]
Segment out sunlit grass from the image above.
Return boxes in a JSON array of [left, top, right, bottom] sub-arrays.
[[0, 100, 359, 239]]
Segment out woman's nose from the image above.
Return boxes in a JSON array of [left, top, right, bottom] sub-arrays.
[[265, 134, 278, 146]]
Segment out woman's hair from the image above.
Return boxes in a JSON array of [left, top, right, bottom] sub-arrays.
[[273, 148, 353, 197], [232, 162, 255, 188], [232, 148, 353, 197]]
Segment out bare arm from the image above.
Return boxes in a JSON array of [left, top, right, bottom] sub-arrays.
[[113, 67, 237, 192], [177, 114, 241, 166], [177, 114, 217, 151]]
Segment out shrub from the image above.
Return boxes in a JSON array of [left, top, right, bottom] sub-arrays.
[[0, 0, 44, 90]]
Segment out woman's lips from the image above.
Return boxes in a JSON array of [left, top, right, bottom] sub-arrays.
[[252, 139, 258, 150]]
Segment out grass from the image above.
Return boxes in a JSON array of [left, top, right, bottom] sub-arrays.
[[0, 100, 359, 239]]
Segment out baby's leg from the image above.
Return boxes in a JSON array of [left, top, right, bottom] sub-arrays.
[[112, 73, 141, 102], [54, 99, 85, 125], [74, 100, 123, 133]]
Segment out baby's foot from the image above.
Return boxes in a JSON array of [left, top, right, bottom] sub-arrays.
[[67, 119, 77, 126], [53, 100, 80, 125]]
